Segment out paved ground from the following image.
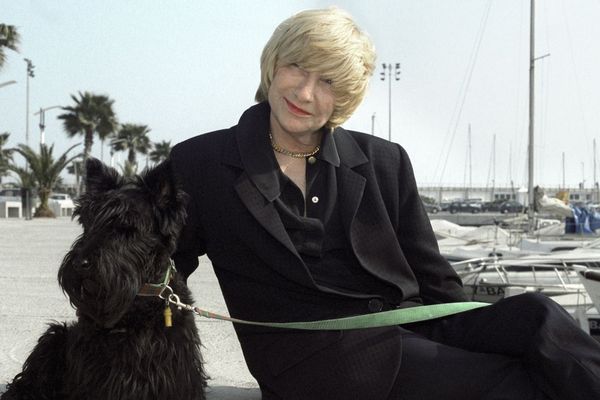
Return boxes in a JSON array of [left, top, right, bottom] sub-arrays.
[[0, 217, 261, 399]]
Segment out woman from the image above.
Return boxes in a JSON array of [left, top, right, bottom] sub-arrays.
[[171, 7, 600, 399]]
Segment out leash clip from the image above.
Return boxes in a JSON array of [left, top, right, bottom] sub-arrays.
[[159, 285, 186, 311]]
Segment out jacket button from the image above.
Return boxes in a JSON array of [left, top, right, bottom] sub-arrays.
[[368, 298, 384, 312]]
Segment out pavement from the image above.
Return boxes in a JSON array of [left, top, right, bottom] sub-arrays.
[[0, 217, 261, 399]]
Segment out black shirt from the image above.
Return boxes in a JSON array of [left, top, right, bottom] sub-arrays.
[[271, 132, 403, 304]]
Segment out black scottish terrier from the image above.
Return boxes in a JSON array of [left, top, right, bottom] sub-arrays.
[[2, 158, 207, 400]]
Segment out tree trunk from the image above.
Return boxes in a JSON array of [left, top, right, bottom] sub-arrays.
[[128, 149, 136, 165], [80, 128, 94, 194], [34, 188, 55, 218]]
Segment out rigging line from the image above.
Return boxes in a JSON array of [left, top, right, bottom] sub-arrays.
[[508, 142, 513, 189], [485, 133, 495, 189], [538, 57, 549, 186], [511, 0, 528, 189], [539, 0, 552, 187], [463, 139, 469, 191], [430, 2, 489, 186], [430, 2, 491, 185], [492, 134, 496, 190], [560, 0, 589, 145], [433, 0, 494, 187]]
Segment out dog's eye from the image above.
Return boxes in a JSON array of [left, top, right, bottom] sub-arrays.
[[77, 259, 91, 270]]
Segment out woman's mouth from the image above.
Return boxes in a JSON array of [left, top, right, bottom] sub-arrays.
[[285, 98, 311, 116]]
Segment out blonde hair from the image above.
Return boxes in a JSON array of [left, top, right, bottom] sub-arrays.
[[255, 7, 376, 129]]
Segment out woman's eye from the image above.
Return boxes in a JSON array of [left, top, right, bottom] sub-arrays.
[[322, 78, 333, 85]]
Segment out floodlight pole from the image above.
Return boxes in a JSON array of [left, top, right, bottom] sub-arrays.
[[380, 62, 401, 142], [34, 105, 62, 145], [24, 58, 35, 147]]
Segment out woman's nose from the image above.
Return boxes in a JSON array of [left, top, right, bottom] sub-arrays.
[[295, 73, 319, 102]]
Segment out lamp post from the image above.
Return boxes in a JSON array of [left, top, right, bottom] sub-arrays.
[[0, 80, 17, 89], [371, 112, 376, 135], [24, 58, 35, 146], [34, 105, 61, 145], [379, 62, 401, 142]]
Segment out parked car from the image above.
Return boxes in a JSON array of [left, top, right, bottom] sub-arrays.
[[449, 200, 483, 214], [482, 200, 504, 212], [49, 193, 76, 217], [50, 193, 73, 202], [439, 201, 451, 212], [423, 202, 440, 214], [49, 193, 75, 208], [499, 200, 525, 214]]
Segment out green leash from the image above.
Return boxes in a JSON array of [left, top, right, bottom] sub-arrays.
[[166, 291, 489, 330]]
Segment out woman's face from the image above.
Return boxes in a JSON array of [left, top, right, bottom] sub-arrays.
[[268, 64, 335, 137]]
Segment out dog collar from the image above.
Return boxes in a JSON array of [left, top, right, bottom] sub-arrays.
[[138, 259, 176, 297]]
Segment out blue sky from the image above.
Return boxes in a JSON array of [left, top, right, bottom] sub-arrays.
[[1, 0, 600, 188]]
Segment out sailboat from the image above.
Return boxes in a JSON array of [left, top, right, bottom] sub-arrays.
[[437, 0, 600, 338], [435, 0, 600, 260]]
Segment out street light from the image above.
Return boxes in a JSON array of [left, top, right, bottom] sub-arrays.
[[34, 105, 62, 145], [24, 58, 35, 146], [0, 80, 17, 89], [379, 62, 401, 142]]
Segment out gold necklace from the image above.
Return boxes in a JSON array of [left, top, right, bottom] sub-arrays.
[[269, 132, 320, 158]]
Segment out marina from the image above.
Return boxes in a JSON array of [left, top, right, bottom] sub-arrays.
[[429, 207, 600, 340]]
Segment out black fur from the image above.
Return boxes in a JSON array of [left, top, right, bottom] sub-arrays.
[[2, 158, 207, 400]]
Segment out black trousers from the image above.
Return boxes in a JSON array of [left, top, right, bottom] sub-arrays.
[[395, 292, 600, 399], [259, 293, 600, 400]]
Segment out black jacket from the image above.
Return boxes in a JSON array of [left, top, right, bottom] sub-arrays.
[[170, 102, 466, 398]]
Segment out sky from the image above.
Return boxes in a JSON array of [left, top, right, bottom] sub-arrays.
[[1, 0, 600, 189]]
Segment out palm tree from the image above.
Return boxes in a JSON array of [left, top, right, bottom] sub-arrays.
[[119, 160, 138, 178], [111, 123, 152, 167], [9, 143, 81, 217], [66, 160, 83, 190], [58, 91, 118, 171], [0, 132, 13, 183], [149, 140, 172, 164], [0, 24, 20, 70], [9, 164, 35, 190]]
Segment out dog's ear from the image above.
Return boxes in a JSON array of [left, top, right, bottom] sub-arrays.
[[143, 159, 178, 209], [85, 157, 120, 195], [142, 159, 188, 250]]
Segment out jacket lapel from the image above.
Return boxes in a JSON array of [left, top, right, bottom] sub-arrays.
[[334, 130, 409, 287], [224, 102, 300, 257], [233, 172, 299, 256], [333, 129, 369, 235]]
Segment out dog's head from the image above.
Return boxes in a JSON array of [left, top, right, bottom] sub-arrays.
[[58, 158, 188, 328]]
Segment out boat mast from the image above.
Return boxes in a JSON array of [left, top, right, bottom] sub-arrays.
[[469, 124, 473, 195], [562, 152, 566, 189], [594, 139, 598, 202], [527, 0, 550, 231], [527, 0, 536, 231], [492, 133, 496, 200]]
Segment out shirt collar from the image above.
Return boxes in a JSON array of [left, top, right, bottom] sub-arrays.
[[235, 102, 344, 202]]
